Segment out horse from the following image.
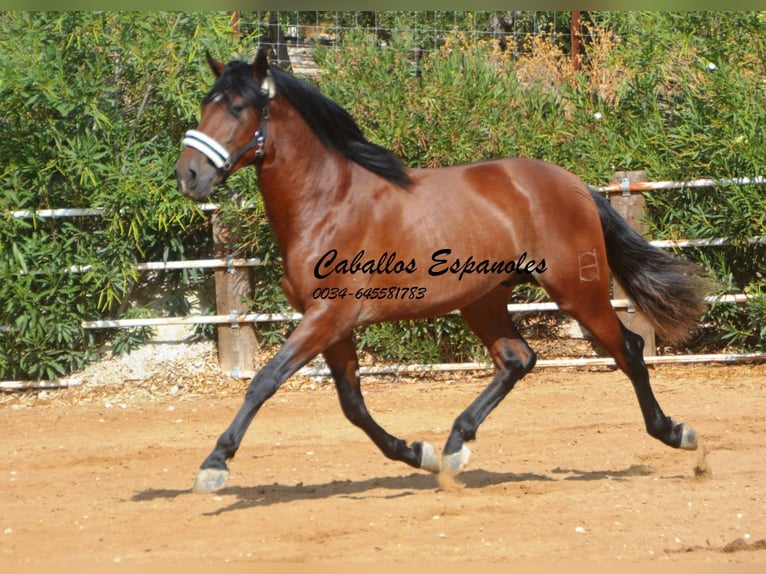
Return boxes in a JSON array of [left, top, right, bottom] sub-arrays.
[[175, 50, 711, 493]]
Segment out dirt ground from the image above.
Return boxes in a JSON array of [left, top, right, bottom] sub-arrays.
[[1, 348, 765, 564]]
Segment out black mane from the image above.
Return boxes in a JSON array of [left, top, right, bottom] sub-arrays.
[[209, 60, 411, 189]]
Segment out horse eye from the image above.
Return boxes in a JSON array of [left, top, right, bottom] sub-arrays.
[[231, 104, 244, 116]]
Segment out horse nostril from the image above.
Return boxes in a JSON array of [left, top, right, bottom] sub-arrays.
[[184, 167, 198, 191]]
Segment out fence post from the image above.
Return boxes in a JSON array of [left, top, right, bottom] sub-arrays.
[[212, 214, 259, 377], [608, 171, 657, 357], [571, 11, 581, 72]]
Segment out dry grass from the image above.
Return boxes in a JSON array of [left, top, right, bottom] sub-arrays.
[[513, 23, 633, 108]]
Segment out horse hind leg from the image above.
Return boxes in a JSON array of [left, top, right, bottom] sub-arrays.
[[440, 292, 537, 477], [549, 276, 697, 451], [613, 321, 697, 450]]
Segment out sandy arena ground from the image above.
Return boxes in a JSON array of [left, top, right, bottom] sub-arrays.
[[1, 344, 764, 564]]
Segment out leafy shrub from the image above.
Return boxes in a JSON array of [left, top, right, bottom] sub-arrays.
[[2, 12, 764, 381], [307, 13, 765, 358], [0, 12, 247, 379]]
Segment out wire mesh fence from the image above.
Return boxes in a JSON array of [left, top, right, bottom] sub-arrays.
[[240, 11, 589, 73]]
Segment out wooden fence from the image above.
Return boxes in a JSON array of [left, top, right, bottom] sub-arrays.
[[3, 172, 765, 388]]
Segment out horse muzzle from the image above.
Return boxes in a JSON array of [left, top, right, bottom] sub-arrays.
[[174, 149, 220, 201]]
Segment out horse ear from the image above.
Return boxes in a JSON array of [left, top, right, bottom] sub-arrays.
[[253, 49, 276, 99], [253, 49, 268, 79], [205, 51, 225, 78]]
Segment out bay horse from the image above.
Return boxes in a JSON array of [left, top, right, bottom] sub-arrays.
[[175, 50, 710, 493]]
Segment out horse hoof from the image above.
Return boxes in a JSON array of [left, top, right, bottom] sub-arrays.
[[679, 424, 698, 450], [192, 468, 229, 493], [441, 444, 471, 476], [418, 441, 441, 474]]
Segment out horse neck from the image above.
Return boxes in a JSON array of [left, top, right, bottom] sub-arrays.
[[255, 102, 349, 254]]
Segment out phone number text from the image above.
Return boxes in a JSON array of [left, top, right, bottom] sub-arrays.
[[311, 286, 427, 301]]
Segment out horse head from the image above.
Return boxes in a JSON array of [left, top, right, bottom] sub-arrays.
[[175, 49, 275, 201]]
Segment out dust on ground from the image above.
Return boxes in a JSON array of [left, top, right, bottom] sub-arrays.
[[1, 342, 764, 563]]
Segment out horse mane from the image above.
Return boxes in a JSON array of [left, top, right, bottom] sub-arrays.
[[266, 65, 411, 188], [208, 60, 411, 188]]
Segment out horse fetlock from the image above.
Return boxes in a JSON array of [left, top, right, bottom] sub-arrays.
[[449, 418, 477, 445], [663, 418, 698, 450], [650, 418, 698, 451]]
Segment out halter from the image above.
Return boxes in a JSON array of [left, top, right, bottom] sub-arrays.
[[182, 74, 275, 175]]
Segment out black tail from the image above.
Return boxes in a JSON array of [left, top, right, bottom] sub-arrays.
[[589, 187, 713, 345]]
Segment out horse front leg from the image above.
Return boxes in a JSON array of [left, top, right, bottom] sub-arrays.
[[323, 337, 436, 472], [193, 311, 345, 493]]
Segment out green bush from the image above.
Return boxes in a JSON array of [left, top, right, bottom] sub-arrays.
[[306, 13, 765, 358], [0, 12, 246, 379], [2, 12, 764, 380]]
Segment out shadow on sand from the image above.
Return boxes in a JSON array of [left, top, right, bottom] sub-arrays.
[[131, 463, 663, 515]]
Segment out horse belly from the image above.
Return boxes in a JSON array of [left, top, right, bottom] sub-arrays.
[[347, 222, 543, 323]]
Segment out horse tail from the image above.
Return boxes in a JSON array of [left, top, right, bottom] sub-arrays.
[[588, 187, 713, 345]]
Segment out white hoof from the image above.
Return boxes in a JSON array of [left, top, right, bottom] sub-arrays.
[[680, 424, 698, 450], [441, 444, 471, 475], [419, 442, 441, 474], [192, 468, 229, 493]]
